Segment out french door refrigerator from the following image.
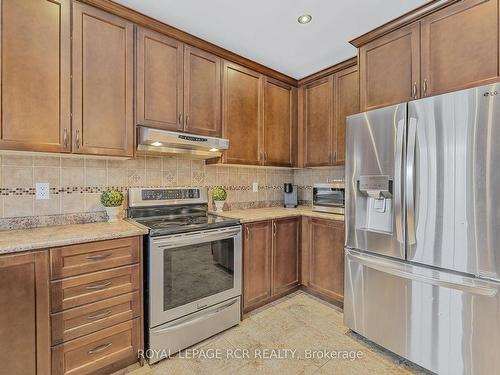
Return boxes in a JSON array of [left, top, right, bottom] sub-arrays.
[[344, 83, 500, 375]]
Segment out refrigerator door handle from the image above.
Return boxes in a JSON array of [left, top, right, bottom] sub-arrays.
[[394, 119, 405, 245], [406, 117, 417, 245], [347, 251, 498, 297]]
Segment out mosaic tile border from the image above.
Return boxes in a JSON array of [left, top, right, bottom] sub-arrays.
[[0, 185, 287, 196]]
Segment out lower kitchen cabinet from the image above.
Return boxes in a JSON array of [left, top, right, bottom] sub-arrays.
[[243, 221, 272, 311], [0, 251, 50, 375], [243, 217, 300, 312], [302, 217, 345, 304]]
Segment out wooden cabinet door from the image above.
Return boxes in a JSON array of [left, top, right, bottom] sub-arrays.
[[304, 76, 333, 167], [421, 0, 499, 97], [0, 0, 71, 153], [263, 78, 295, 167], [0, 251, 50, 375], [272, 217, 300, 295], [136, 27, 184, 131], [72, 3, 134, 157], [223, 62, 263, 165], [308, 218, 345, 303], [243, 221, 272, 311], [359, 23, 420, 111], [333, 66, 359, 165], [184, 46, 222, 136]]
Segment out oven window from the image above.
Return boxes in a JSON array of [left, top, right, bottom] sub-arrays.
[[163, 238, 234, 311]]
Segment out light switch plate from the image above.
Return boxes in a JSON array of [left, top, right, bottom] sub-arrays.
[[252, 182, 259, 192], [35, 182, 50, 200]]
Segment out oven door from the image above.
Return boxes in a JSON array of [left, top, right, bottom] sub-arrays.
[[149, 225, 242, 327]]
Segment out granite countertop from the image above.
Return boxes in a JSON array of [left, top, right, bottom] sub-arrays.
[[0, 220, 148, 255], [214, 206, 344, 223]]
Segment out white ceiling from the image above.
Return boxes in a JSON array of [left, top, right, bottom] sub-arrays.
[[115, 0, 429, 79]]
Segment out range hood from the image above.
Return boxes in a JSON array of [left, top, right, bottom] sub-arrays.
[[136, 126, 229, 159]]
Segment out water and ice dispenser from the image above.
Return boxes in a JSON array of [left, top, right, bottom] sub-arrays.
[[356, 175, 393, 233]]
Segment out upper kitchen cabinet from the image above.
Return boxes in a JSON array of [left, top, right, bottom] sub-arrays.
[[303, 76, 333, 167], [72, 2, 134, 157], [136, 29, 222, 137], [359, 23, 420, 111], [334, 65, 359, 164], [0, 0, 71, 153], [263, 78, 295, 167], [184, 46, 222, 137], [136, 27, 183, 132], [420, 0, 499, 97], [222, 62, 263, 165]]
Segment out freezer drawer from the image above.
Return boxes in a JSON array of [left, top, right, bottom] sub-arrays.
[[344, 249, 500, 375]]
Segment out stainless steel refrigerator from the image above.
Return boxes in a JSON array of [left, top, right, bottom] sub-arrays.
[[344, 83, 500, 375]]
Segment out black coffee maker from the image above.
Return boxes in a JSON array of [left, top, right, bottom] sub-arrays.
[[284, 183, 298, 208]]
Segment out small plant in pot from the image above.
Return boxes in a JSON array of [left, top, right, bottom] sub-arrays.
[[212, 187, 227, 212], [100, 190, 124, 222]]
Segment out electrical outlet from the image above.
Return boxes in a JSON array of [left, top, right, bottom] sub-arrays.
[[36, 182, 50, 200], [252, 182, 259, 192]]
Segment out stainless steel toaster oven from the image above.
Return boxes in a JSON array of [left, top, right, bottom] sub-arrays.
[[312, 182, 345, 214]]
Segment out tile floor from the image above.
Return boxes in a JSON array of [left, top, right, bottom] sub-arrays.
[[119, 292, 431, 375]]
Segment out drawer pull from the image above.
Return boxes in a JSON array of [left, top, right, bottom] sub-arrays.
[[85, 281, 112, 290], [87, 310, 112, 321], [86, 253, 112, 261], [88, 342, 112, 355]]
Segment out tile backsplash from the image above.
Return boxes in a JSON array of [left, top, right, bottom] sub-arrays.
[[0, 152, 344, 219]]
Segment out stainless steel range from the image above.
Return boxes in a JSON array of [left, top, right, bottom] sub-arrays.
[[128, 187, 242, 364]]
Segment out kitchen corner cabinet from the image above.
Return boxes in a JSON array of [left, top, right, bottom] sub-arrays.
[[302, 217, 344, 304], [0, 251, 50, 375], [263, 78, 295, 167], [359, 0, 499, 110], [359, 22, 420, 111], [0, 0, 71, 153], [243, 218, 300, 313], [220, 62, 295, 167], [72, 2, 134, 157], [136, 27, 222, 137], [303, 65, 358, 167]]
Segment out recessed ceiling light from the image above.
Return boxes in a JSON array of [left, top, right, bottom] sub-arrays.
[[209, 148, 219, 152], [151, 141, 163, 147], [297, 14, 312, 24]]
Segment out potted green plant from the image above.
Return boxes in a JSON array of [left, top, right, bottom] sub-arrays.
[[100, 190, 124, 222], [212, 187, 227, 212]]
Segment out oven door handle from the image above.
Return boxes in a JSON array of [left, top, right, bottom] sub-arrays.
[[152, 227, 241, 249]]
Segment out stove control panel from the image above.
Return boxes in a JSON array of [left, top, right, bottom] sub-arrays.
[[141, 188, 201, 201]]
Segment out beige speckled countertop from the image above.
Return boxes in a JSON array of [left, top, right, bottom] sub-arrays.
[[0, 220, 148, 255], [214, 206, 344, 223]]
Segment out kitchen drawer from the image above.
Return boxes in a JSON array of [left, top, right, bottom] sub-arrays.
[[51, 318, 140, 375], [51, 291, 140, 345], [51, 265, 140, 313], [50, 237, 140, 280]]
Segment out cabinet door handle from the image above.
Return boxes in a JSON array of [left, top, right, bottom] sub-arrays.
[[178, 113, 183, 125], [63, 128, 68, 149], [86, 253, 112, 261], [87, 310, 112, 320], [264, 152, 268, 161], [85, 281, 112, 290], [245, 226, 250, 239], [412, 82, 418, 99], [185, 114, 189, 126], [333, 151, 337, 161], [88, 342, 112, 355], [273, 222, 277, 236], [75, 129, 80, 149], [423, 79, 428, 97]]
